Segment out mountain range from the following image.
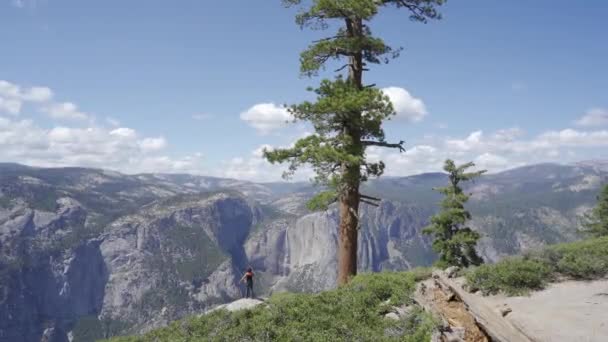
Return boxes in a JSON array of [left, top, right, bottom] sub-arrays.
[[0, 161, 606, 342]]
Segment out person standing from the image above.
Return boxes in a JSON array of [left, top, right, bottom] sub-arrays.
[[240, 267, 254, 298]]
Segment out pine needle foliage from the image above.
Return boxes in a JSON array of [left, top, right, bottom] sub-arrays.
[[423, 159, 485, 268]]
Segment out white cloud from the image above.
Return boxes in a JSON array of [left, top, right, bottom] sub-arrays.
[[139, 137, 167, 152], [474, 153, 509, 169], [109, 127, 137, 139], [1, 79, 606, 181], [240, 103, 293, 134], [0, 98, 22, 115], [0, 80, 92, 123], [0, 117, 49, 152], [0, 80, 21, 98], [0, 116, 204, 174], [21, 87, 53, 102], [446, 130, 484, 151], [382, 87, 428, 122], [219, 144, 315, 182], [533, 129, 608, 148], [44, 102, 89, 120], [0, 80, 206, 175], [360, 125, 608, 177], [492, 128, 524, 142], [137, 154, 204, 174], [575, 108, 608, 127], [240, 88, 427, 133], [106, 117, 121, 127], [217, 123, 608, 181], [252, 144, 274, 158], [0, 80, 54, 115]]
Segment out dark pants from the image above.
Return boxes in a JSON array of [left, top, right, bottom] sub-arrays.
[[245, 280, 254, 298]]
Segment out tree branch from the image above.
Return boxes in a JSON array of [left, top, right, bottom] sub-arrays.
[[312, 35, 346, 43], [360, 199, 380, 207], [334, 64, 350, 72], [360, 194, 381, 201], [362, 140, 405, 152]]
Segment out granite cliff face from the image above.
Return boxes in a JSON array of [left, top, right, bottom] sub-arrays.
[[246, 200, 436, 293], [98, 193, 257, 334], [0, 198, 107, 342], [0, 162, 606, 341]]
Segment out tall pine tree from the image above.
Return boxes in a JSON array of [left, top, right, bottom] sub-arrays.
[[423, 160, 485, 268], [581, 183, 608, 238], [264, 0, 445, 285]]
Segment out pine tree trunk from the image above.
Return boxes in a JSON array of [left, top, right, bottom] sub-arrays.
[[337, 17, 364, 286], [337, 173, 360, 286]]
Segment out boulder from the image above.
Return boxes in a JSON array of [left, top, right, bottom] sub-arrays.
[[210, 298, 265, 313], [384, 312, 400, 320], [445, 266, 460, 278]]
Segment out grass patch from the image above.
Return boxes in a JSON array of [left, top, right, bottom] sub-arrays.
[[105, 271, 437, 342], [466, 237, 608, 296]]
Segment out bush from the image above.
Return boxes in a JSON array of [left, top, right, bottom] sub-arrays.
[[465, 258, 552, 296], [466, 237, 608, 296], [548, 237, 608, 279], [105, 271, 437, 342]]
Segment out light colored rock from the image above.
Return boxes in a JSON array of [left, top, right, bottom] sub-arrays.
[[393, 305, 414, 317], [445, 266, 460, 278], [499, 305, 512, 317], [444, 326, 466, 342], [384, 312, 400, 320], [483, 279, 608, 342], [210, 298, 265, 313]]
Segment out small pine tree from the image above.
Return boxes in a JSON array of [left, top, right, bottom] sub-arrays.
[[423, 159, 486, 268], [581, 183, 608, 238]]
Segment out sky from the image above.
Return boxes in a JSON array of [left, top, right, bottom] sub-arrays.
[[1, 0, 607, 182]]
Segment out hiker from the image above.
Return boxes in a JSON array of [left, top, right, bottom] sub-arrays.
[[240, 267, 254, 298]]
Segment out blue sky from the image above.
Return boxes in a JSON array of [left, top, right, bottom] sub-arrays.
[[1, 0, 607, 181]]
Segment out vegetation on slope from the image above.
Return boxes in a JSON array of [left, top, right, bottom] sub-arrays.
[[580, 183, 608, 238], [106, 270, 436, 342], [466, 236, 608, 295]]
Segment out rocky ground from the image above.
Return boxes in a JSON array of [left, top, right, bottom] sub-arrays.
[[483, 279, 608, 342], [414, 269, 608, 342]]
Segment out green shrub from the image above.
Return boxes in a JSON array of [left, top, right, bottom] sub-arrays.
[[408, 267, 433, 282], [465, 258, 552, 296], [548, 237, 608, 279], [466, 237, 608, 296], [105, 271, 437, 342]]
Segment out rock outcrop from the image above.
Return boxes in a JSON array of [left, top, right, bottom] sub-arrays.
[[0, 200, 107, 342]]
